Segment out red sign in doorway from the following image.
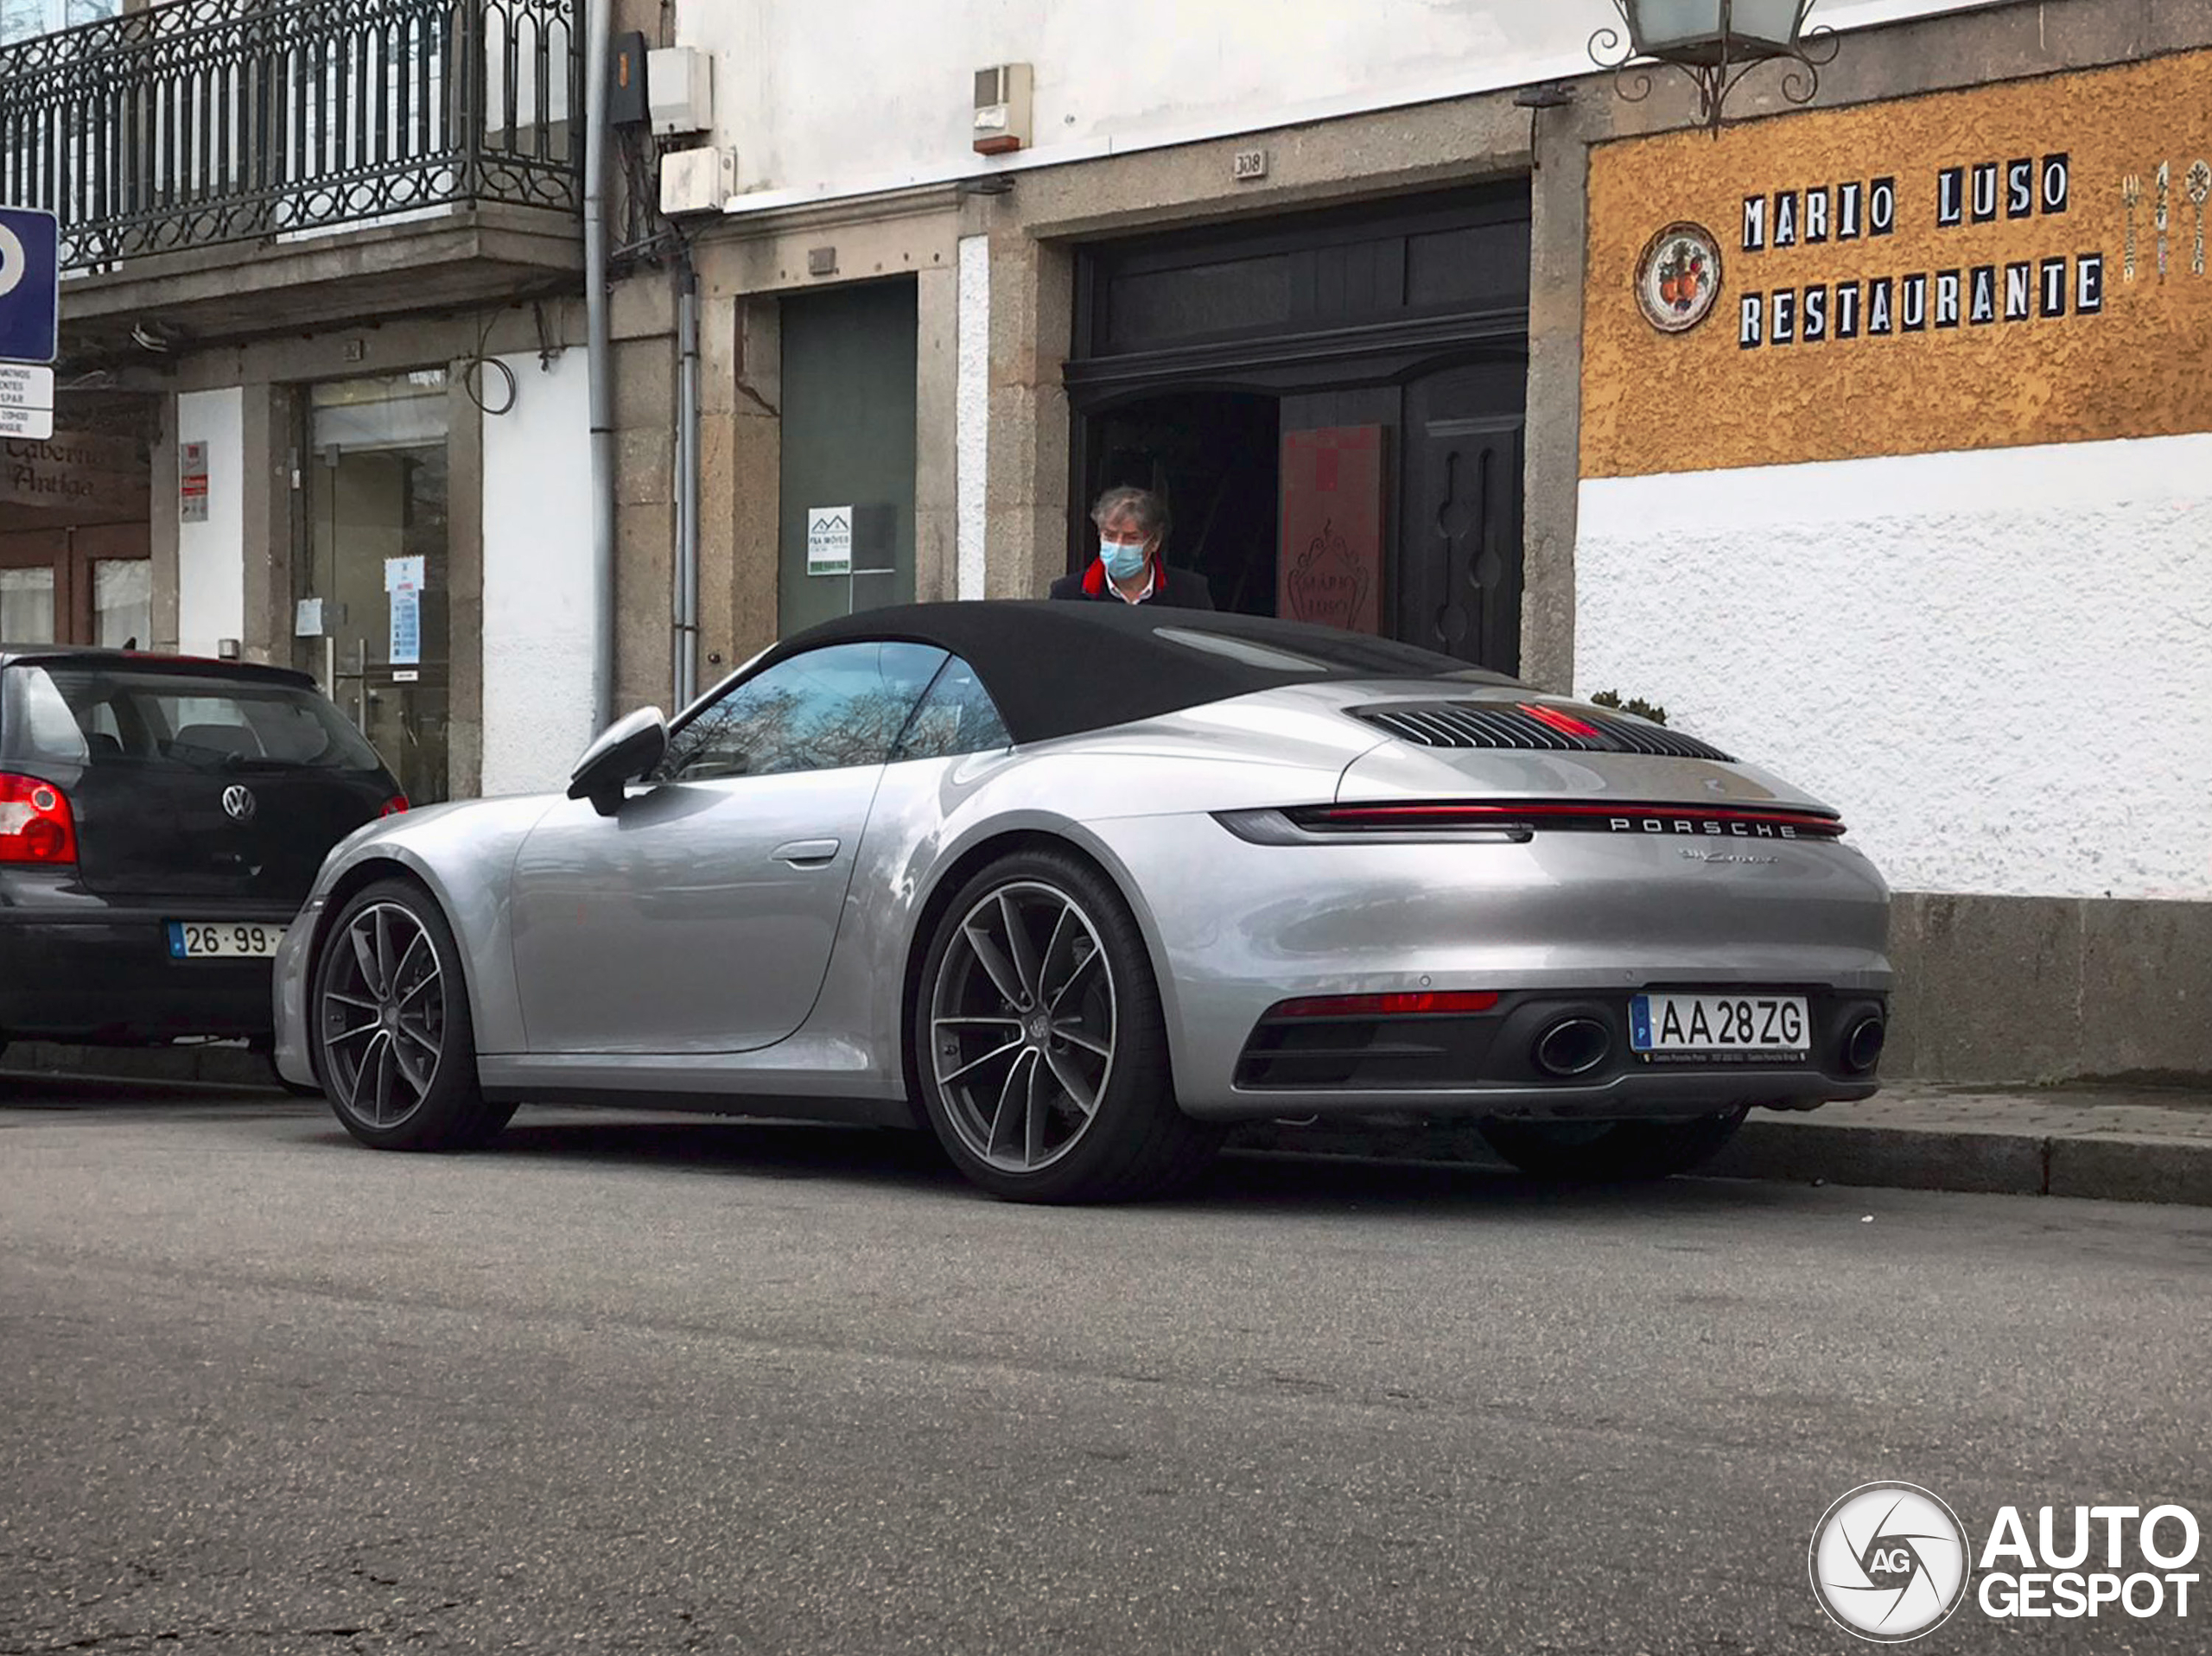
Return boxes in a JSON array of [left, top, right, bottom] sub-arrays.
[[1278, 426, 1384, 634]]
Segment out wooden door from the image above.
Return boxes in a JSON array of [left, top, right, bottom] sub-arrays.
[[1401, 361, 1527, 675]]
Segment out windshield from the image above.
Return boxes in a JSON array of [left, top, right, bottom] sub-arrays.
[[3, 663, 389, 775]]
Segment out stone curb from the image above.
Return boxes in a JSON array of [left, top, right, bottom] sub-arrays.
[[3, 1042, 277, 1090], [10, 1049, 2212, 1208], [1227, 1115, 2212, 1208]]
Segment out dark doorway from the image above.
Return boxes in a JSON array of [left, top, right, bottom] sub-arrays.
[[1080, 391, 1278, 615], [1067, 184, 1530, 670]]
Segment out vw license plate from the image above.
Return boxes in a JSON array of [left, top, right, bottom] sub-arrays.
[[168, 922, 283, 961], [1630, 993, 1808, 1061]]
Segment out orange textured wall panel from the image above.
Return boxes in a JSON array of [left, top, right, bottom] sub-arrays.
[[1582, 48, 2212, 479]]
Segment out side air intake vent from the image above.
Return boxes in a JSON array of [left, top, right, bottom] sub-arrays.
[[1354, 701, 1734, 763]]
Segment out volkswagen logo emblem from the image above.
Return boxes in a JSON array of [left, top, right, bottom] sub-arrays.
[[220, 784, 257, 824]]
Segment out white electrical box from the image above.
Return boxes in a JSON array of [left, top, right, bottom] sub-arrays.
[[647, 46, 713, 136], [659, 146, 734, 216], [972, 62, 1033, 155]]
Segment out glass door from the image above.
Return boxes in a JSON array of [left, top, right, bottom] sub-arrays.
[[0, 555, 57, 641], [297, 371, 452, 806]]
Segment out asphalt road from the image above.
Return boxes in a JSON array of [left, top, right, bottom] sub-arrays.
[[3, 1079, 2209, 1655]]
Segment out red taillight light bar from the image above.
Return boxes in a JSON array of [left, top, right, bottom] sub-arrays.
[[1293, 801, 1847, 839], [379, 795, 410, 818], [0, 773, 78, 865], [1270, 990, 1502, 1019]]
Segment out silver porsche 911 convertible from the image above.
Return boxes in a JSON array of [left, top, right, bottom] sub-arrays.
[[272, 601, 1890, 1202]]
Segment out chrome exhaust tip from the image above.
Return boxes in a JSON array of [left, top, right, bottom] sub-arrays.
[[1533, 1017, 1611, 1079]]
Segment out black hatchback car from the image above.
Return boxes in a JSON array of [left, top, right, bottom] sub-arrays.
[[0, 650, 404, 1055]]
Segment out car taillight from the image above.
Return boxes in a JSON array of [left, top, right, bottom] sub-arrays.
[[379, 795, 409, 817], [0, 773, 78, 864], [1289, 801, 1848, 838], [1270, 990, 1502, 1018]]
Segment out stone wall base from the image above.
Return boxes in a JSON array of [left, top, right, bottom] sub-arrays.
[[1885, 891, 2212, 1085]]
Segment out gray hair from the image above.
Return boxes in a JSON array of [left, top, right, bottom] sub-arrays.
[[1090, 485, 1169, 541]]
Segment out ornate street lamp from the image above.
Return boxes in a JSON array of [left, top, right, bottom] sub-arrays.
[[1591, 1, 1838, 134]]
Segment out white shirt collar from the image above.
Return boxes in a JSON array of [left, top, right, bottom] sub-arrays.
[[1109, 560, 1158, 604]]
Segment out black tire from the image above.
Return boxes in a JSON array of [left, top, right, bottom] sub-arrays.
[[912, 847, 1223, 1203], [311, 879, 508, 1152], [1479, 1109, 1749, 1182]]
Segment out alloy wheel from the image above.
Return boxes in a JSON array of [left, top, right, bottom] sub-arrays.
[[319, 901, 446, 1129], [929, 880, 1117, 1173]]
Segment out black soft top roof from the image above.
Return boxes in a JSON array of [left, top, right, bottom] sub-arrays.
[[759, 601, 1515, 746]]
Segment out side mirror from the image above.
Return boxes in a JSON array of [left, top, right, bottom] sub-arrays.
[[567, 707, 669, 816]]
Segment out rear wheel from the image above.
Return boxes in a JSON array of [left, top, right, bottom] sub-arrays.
[[312, 879, 509, 1151], [912, 849, 1222, 1202], [1479, 1109, 1748, 1182]]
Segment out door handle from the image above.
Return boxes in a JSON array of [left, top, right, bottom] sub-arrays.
[[771, 838, 842, 866]]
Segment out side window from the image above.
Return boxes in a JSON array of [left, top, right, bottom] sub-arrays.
[[658, 642, 946, 783], [2, 667, 90, 765], [892, 656, 1013, 762]]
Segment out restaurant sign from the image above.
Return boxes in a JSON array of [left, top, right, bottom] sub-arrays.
[[1582, 49, 2212, 478]]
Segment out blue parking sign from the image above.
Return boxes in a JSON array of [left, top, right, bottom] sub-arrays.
[[0, 206, 59, 365]]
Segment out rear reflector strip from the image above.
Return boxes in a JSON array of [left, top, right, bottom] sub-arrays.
[[1292, 801, 1847, 839], [1269, 991, 1502, 1019]]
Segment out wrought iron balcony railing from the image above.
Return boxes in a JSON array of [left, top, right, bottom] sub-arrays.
[[0, 0, 581, 273]]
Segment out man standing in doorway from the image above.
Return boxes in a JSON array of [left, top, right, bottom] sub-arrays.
[[1050, 485, 1215, 609]]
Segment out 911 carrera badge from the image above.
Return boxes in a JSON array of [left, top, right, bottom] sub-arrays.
[[221, 784, 257, 824], [1681, 848, 1778, 866]]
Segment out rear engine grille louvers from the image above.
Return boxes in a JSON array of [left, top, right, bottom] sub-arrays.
[[1355, 702, 1734, 764]]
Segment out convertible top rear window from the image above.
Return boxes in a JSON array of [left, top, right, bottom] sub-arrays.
[[750, 602, 1514, 747]]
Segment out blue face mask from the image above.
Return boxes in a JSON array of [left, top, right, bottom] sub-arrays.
[[1099, 537, 1150, 583]]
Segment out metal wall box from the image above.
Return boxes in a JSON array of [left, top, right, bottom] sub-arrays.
[[659, 146, 734, 216], [608, 31, 650, 127], [648, 46, 714, 136]]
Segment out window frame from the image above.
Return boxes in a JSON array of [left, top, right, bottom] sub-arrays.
[[888, 654, 1014, 765], [0, 524, 152, 647]]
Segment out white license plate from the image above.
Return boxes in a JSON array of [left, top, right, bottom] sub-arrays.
[[167, 921, 284, 961], [1630, 992, 1808, 1057]]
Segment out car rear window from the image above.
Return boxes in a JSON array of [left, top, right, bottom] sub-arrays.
[[2, 664, 386, 774]]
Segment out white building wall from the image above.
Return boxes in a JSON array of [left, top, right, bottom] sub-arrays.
[[678, 0, 1995, 208], [1575, 434, 2212, 904], [174, 387, 245, 659], [480, 349, 596, 796], [955, 232, 989, 601]]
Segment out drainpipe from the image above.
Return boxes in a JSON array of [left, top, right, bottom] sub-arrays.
[[582, 0, 616, 730], [672, 251, 701, 709]]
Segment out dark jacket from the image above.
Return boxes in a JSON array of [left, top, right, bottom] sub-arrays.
[[1048, 558, 1216, 610]]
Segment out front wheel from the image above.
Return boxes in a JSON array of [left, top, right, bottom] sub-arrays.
[[1479, 1110, 1748, 1182], [912, 848, 1222, 1203], [311, 879, 509, 1152]]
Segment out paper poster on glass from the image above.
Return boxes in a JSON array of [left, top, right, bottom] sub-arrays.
[[385, 555, 425, 667]]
